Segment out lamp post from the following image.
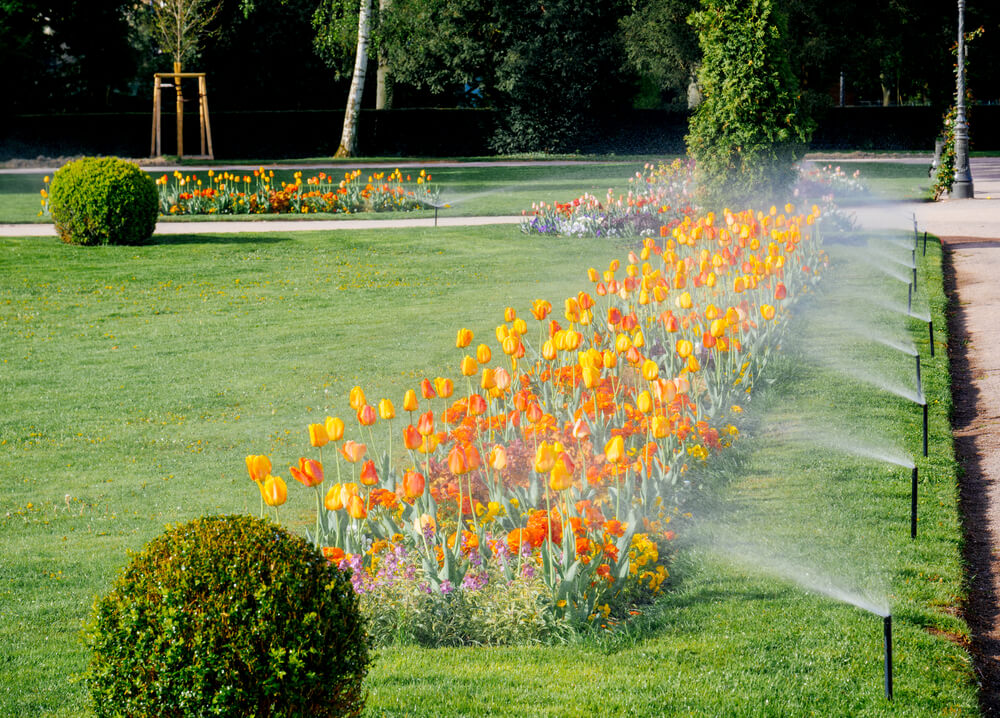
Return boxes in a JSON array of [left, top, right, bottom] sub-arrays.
[[953, 0, 974, 199]]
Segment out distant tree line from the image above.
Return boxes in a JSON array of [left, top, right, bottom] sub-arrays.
[[2, 0, 998, 153]]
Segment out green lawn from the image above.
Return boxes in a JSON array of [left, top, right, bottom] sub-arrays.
[[0, 208, 979, 716]]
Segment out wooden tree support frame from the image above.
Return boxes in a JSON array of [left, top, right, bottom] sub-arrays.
[[151, 72, 214, 160]]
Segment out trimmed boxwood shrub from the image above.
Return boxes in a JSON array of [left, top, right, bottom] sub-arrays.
[[48, 156, 157, 245], [84, 514, 370, 717]]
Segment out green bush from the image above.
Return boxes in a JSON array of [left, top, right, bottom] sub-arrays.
[[84, 514, 370, 718], [48, 156, 158, 245], [685, 0, 812, 207]]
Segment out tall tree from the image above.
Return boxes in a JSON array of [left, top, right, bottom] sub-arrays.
[[619, 0, 700, 107], [686, 0, 811, 205], [334, 0, 371, 156]]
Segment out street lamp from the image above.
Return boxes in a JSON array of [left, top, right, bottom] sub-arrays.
[[953, 0, 974, 199]]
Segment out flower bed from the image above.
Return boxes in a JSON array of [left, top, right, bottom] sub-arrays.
[[245, 201, 827, 644], [155, 167, 441, 215], [520, 158, 697, 238]]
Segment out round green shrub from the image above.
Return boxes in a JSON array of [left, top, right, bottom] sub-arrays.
[[48, 156, 158, 245], [84, 514, 370, 718]]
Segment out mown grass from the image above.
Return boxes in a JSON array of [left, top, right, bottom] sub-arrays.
[[0, 206, 978, 716]]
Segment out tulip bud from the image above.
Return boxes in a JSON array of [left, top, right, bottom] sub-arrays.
[[346, 494, 367, 520], [290, 457, 324, 487], [636, 391, 653, 414], [460, 355, 478, 377], [378, 399, 395, 420], [324, 483, 344, 510], [476, 344, 492, 364], [246, 454, 271, 483], [582, 365, 601, 389], [403, 390, 419, 412], [641, 359, 659, 382], [403, 424, 422, 450], [357, 404, 377, 426], [534, 441, 556, 473], [417, 410, 435, 436], [604, 435, 625, 464], [434, 377, 454, 398], [360, 459, 378, 486], [261, 475, 288, 507], [402, 470, 425, 499], [309, 423, 330, 448], [348, 386, 367, 411], [651, 415, 669, 439], [489, 445, 508, 471], [325, 416, 345, 442], [456, 327, 474, 348]]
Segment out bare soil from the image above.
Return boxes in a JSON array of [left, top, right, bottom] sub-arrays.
[[945, 236, 1000, 716]]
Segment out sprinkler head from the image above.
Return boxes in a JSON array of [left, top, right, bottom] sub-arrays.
[[884, 615, 893, 700]]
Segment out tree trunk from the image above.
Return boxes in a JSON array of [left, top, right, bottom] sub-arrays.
[[376, 0, 392, 109], [335, 0, 372, 158]]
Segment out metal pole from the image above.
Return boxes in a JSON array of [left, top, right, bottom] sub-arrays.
[[911, 466, 919, 539], [884, 615, 893, 700], [929, 321, 935, 357], [923, 402, 929, 457], [953, 0, 974, 198], [839, 70, 846, 107]]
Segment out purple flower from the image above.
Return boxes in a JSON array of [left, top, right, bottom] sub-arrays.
[[440, 580, 455, 595]]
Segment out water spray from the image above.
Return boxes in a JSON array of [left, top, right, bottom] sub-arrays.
[[922, 401, 929, 457], [884, 614, 893, 700], [911, 466, 919, 539]]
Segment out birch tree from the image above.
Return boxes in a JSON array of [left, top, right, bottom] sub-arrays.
[[334, 0, 372, 157]]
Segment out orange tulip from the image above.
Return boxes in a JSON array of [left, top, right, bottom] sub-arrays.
[[774, 282, 787, 300], [260, 475, 287, 507], [309, 423, 330, 448], [460, 355, 478, 377], [448, 444, 470, 475], [246, 454, 271, 483], [760, 304, 776, 321], [542, 339, 557, 361], [359, 459, 379, 486], [434, 377, 454, 398], [402, 470, 426, 499], [324, 483, 344, 510], [534, 441, 556, 473], [549, 454, 574, 491], [289, 457, 324, 487], [468, 393, 488, 415], [512, 318, 527, 336], [651, 415, 670, 438], [378, 399, 396, 420], [476, 344, 492, 364], [636, 391, 653, 414], [403, 389, 419, 412], [456, 327, 474, 348], [420, 378, 437, 399], [676, 339, 694, 359], [487, 369, 507, 392], [346, 494, 367, 520], [687, 355, 701, 372], [571, 417, 591, 440], [504, 306, 517, 322], [604, 435, 625, 464], [582, 365, 601, 389], [340, 440, 367, 463], [349, 386, 367, 411], [530, 299, 552, 320], [480, 368, 496, 390], [325, 416, 345, 441], [418, 433, 440, 454], [489, 445, 508, 471], [526, 402, 544, 424], [417, 410, 435, 436], [403, 424, 422, 450], [357, 404, 377, 426]]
